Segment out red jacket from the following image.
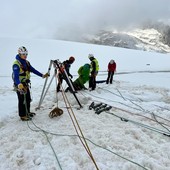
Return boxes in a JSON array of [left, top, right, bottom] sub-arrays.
[[108, 62, 116, 72]]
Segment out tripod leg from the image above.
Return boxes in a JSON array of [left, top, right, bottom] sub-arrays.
[[36, 60, 53, 110], [63, 70, 82, 108], [53, 60, 82, 108], [41, 72, 55, 105]]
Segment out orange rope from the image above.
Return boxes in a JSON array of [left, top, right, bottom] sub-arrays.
[[60, 85, 99, 170]]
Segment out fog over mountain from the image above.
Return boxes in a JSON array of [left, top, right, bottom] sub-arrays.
[[0, 0, 170, 52], [84, 21, 170, 53]]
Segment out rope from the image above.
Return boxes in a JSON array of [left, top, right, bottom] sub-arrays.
[[59, 84, 99, 170], [23, 88, 148, 169], [115, 87, 170, 124], [106, 111, 170, 137], [112, 105, 170, 128], [114, 87, 170, 132], [80, 88, 170, 136], [27, 120, 149, 170], [23, 93, 63, 170], [22, 76, 166, 169], [154, 104, 170, 112], [85, 87, 170, 128], [151, 113, 170, 133]]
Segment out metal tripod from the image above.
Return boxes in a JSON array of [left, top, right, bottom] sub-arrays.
[[36, 59, 82, 110]]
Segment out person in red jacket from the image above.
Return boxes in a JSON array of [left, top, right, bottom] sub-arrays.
[[106, 60, 116, 84]]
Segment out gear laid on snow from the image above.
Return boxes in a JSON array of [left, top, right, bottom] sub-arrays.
[[89, 102, 95, 110], [49, 107, 63, 118], [92, 103, 103, 110], [89, 102, 112, 114], [95, 106, 112, 115], [95, 104, 107, 111]]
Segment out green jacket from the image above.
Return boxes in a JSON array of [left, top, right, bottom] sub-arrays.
[[74, 64, 90, 89]]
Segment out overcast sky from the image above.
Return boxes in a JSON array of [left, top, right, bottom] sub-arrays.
[[0, 0, 170, 40]]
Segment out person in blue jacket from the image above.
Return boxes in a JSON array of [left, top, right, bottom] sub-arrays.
[[12, 46, 49, 121]]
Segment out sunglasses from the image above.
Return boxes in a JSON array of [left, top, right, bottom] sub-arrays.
[[21, 53, 28, 56]]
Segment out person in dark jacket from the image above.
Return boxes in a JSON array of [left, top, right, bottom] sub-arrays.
[[56, 56, 75, 92], [106, 59, 116, 84], [12, 46, 49, 121], [88, 54, 99, 90]]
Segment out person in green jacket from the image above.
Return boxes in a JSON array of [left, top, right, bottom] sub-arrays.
[[65, 63, 90, 92], [73, 63, 91, 90]]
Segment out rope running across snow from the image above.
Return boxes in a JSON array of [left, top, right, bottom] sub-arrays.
[[59, 85, 99, 170]]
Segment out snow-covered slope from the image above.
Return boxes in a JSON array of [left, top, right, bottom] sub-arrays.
[[1, 37, 170, 77], [126, 28, 170, 53], [85, 21, 170, 54], [1, 37, 170, 170], [86, 28, 170, 54]]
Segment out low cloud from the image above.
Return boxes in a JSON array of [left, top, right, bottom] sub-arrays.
[[0, 0, 170, 41]]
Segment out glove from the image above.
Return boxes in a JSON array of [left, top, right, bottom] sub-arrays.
[[18, 83, 24, 90], [43, 73, 49, 78], [69, 75, 73, 79]]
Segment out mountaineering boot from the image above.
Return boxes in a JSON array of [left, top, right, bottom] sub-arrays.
[[95, 104, 107, 111], [89, 102, 95, 110], [95, 106, 112, 115], [20, 116, 32, 121], [93, 103, 103, 110], [28, 112, 36, 117]]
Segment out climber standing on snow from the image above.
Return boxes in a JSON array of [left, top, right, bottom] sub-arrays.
[[106, 59, 116, 84], [88, 54, 99, 91], [12, 46, 49, 121]]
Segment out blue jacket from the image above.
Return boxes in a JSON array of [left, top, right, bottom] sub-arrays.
[[13, 54, 43, 85]]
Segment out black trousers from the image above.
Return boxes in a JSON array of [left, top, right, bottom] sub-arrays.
[[16, 88, 31, 117], [89, 76, 96, 90], [106, 71, 114, 84], [57, 74, 63, 92]]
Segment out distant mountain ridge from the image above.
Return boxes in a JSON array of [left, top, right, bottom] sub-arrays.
[[84, 22, 170, 54]]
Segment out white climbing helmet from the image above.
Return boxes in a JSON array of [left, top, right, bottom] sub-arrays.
[[18, 46, 28, 55]]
